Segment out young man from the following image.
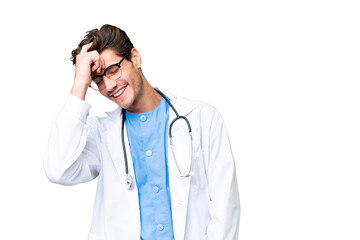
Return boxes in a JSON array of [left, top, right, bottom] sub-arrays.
[[44, 24, 240, 240]]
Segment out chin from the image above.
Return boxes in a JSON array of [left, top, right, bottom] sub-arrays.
[[116, 97, 133, 110]]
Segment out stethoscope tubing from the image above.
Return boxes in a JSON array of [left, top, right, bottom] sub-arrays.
[[121, 89, 194, 189]]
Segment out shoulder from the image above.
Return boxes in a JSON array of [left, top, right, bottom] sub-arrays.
[[174, 92, 221, 120], [161, 88, 223, 129], [87, 107, 121, 131], [161, 88, 219, 117], [190, 98, 219, 117]]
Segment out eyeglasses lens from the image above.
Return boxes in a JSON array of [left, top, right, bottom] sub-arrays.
[[106, 65, 122, 80], [90, 66, 122, 91]]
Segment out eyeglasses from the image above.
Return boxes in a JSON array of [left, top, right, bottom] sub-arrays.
[[90, 57, 125, 91]]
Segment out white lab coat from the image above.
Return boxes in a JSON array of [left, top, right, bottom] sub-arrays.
[[44, 88, 240, 240]]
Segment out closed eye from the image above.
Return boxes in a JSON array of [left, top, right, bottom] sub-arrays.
[[93, 76, 103, 84]]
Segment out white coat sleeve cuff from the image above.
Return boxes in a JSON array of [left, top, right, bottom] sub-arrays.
[[61, 94, 92, 123]]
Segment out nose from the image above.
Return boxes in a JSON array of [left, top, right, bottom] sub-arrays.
[[103, 76, 117, 92]]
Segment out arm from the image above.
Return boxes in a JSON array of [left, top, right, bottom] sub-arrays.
[[206, 109, 240, 240], [44, 95, 101, 185], [44, 42, 105, 185]]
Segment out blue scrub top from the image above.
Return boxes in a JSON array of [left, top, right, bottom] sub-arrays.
[[125, 97, 175, 240]]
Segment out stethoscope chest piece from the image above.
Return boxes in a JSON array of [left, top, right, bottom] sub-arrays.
[[125, 174, 133, 189]]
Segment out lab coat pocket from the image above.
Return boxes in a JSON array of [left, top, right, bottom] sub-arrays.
[[189, 150, 206, 192]]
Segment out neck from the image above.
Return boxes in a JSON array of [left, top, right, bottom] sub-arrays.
[[126, 76, 162, 113]]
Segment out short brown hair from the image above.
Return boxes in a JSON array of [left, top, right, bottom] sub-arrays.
[[71, 24, 134, 65]]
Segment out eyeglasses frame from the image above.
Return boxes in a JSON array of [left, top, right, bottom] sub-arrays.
[[89, 57, 126, 91]]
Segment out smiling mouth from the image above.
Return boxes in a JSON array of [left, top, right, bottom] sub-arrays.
[[113, 86, 127, 98]]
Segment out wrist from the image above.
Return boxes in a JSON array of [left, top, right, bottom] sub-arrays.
[[71, 82, 89, 100]]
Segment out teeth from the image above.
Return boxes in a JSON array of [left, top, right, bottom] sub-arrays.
[[114, 87, 126, 97]]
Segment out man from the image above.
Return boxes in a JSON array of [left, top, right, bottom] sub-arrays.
[[44, 24, 240, 240]]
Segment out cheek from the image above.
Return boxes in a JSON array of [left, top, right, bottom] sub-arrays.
[[99, 89, 108, 97], [122, 70, 134, 83]]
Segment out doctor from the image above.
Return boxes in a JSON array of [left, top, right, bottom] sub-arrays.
[[44, 24, 240, 240]]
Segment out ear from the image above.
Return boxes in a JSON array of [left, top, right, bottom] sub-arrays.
[[130, 48, 142, 69]]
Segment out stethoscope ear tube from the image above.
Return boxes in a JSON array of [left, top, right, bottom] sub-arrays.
[[160, 88, 194, 177], [170, 131, 194, 177], [169, 116, 192, 138]]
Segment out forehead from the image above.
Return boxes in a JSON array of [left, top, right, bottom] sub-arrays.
[[100, 49, 123, 65]]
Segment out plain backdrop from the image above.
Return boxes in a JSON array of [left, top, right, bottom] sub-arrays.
[[0, 0, 359, 239]]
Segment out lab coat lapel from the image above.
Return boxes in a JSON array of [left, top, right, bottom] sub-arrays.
[[104, 108, 136, 182], [103, 108, 124, 177], [104, 108, 140, 237], [165, 91, 195, 240]]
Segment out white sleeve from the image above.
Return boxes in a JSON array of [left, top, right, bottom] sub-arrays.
[[206, 109, 240, 240], [44, 95, 101, 186]]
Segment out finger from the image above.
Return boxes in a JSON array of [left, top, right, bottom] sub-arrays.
[[96, 63, 103, 74], [91, 61, 100, 73], [100, 58, 106, 72], [80, 42, 93, 54], [84, 51, 100, 72], [92, 56, 105, 74]]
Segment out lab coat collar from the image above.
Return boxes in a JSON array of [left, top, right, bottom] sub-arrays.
[[104, 106, 122, 121], [104, 87, 196, 120], [156, 87, 196, 117]]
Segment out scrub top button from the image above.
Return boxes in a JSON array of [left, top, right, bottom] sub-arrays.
[[140, 115, 147, 121], [157, 224, 164, 231], [153, 186, 159, 193], [146, 150, 152, 156]]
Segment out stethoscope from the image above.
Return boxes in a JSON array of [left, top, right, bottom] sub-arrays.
[[121, 89, 194, 189]]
